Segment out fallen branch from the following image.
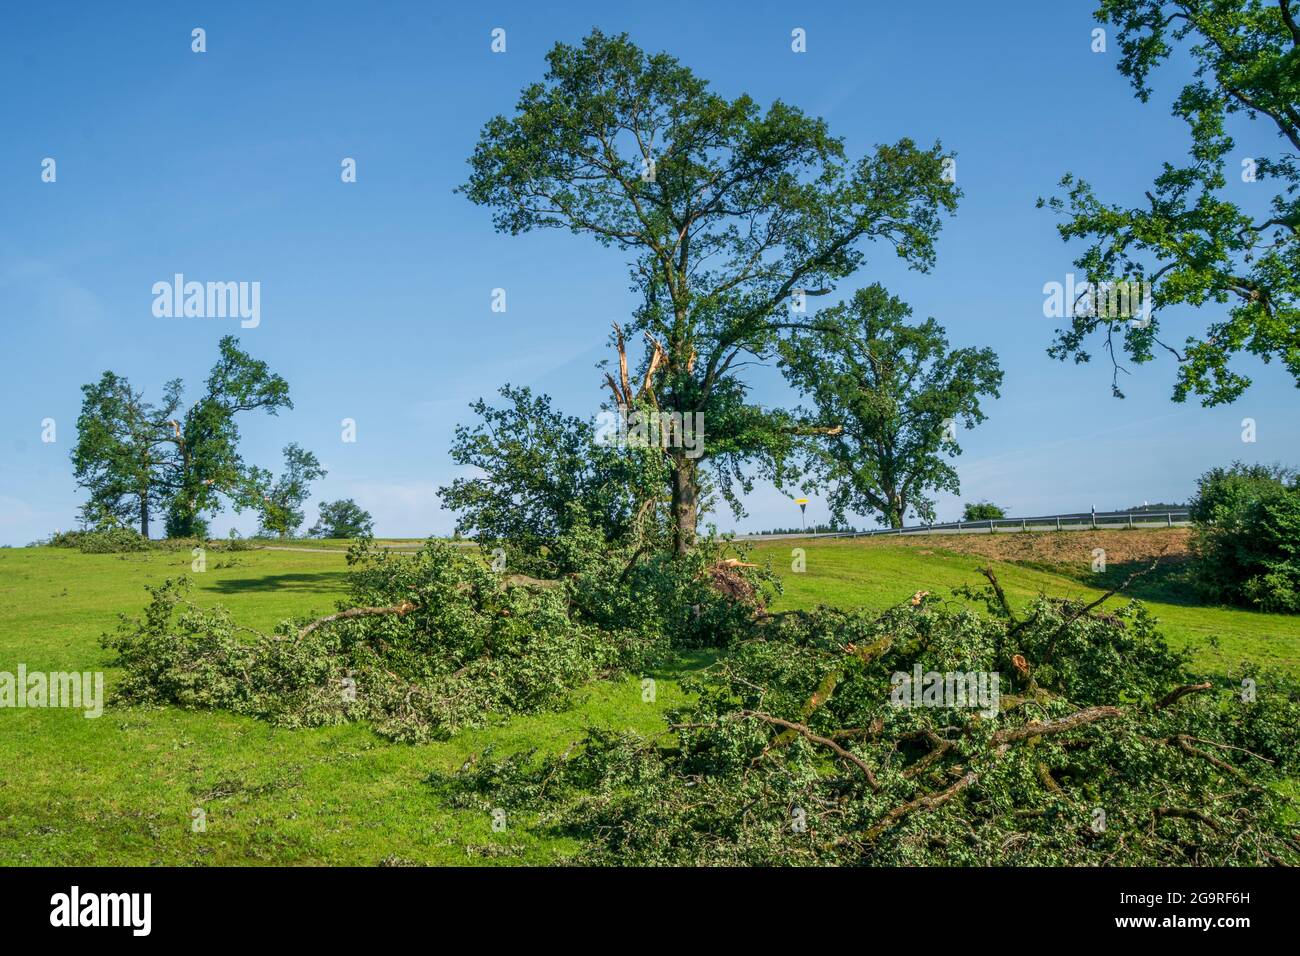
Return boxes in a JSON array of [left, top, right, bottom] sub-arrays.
[[1171, 735, 1267, 791], [990, 706, 1124, 746], [978, 566, 1018, 624], [864, 769, 979, 842], [769, 633, 896, 752], [500, 573, 565, 590], [1045, 555, 1164, 659], [743, 711, 880, 790], [1037, 763, 1063, 794], [297, 601, 417, 640], [1177, 735, 1274, 765], [861, 704, 1128, 844], [618, 543, 652, 585], [1156, 806, 1220, 830], [1156, 682, 1213, 709], [903, 733, 955, 780]]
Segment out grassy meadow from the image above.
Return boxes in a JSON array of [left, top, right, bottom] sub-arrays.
[[1, 530, 1296, 865]]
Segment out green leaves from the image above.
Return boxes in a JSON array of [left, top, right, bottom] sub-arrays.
[[1188, 461, 1300, 611], [433, 596, 1300, 866], [71, 371, 180, 534], [167, 337, 294, 537], [245, 443, 327, 538], [438, 385, 669, 576], [461, 29, 959, 548], [779, 284, 1003, 528], [70, 337, 293, 539], [309, 499, 374, 539], [101, 534, 775, 743], [1043, 1, 1300, 404], [963, 501, 1007, 521]]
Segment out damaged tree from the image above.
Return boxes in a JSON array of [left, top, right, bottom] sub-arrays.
[[461, 29, 958, 552]]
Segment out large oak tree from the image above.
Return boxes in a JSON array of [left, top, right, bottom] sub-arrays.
[[461, 30, 958, 552]]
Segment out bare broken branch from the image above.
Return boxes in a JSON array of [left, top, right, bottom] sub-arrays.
[[297, 601, 417, 640]]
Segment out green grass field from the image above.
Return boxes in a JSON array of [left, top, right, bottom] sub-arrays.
[[2, 533, 1296, 865], [748, 537, 1300, 674]]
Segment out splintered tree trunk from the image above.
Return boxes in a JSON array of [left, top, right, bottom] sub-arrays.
[[139, 494, 150, 540], [887, 489, 904, 529], [671, 454, 699, 555]]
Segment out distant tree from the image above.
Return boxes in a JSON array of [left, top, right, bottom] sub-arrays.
[[779, 285, 1003, 529], [71, 337, 291, 539], [71, 372, 181, 537], [309, 499, 374, 539], [1040, 0, 1299, 404], [962, 501, 1007, 521], [246, 444, 326, 538], [461, 29, 958, 552]]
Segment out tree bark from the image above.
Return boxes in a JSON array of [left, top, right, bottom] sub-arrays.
[[296, 601, 417, 640], [139, 493, 150, 539], [885, 488, 903, 529], [671, 454, 698, 555]]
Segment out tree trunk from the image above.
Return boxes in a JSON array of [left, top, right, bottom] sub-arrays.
[[885, 488, 903, 529], [671, 454, 698, 555], [139, 494, 150, 539]]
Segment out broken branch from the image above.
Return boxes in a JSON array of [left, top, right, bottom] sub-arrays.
[[297, 601, 417, 640], [744, 711, 880, 790]]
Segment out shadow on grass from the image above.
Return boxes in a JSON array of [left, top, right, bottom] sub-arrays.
[[1044, 558, 1240, 612], [208, 571, 346, 595], [645, 649, 721, 680]]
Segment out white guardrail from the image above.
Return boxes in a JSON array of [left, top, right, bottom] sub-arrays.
[[733, 511, 1191, 541]]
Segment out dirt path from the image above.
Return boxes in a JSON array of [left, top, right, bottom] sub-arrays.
[[889, 527, 1193, 565]]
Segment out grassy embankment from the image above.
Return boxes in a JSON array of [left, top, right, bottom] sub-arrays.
[[0, 529, 1293, 864]]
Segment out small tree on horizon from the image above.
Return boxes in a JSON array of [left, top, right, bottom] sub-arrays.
[[247, 443, 326, 539], [962, 501, 1007, 521], [308, 499, 375, 539]]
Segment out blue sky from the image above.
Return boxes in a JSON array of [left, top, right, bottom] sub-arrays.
[[1, 0, 1295, 544]]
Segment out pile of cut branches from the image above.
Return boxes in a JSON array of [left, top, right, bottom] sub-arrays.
[[431, 581, 1300, 865], [103, 537, 774, 741]]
